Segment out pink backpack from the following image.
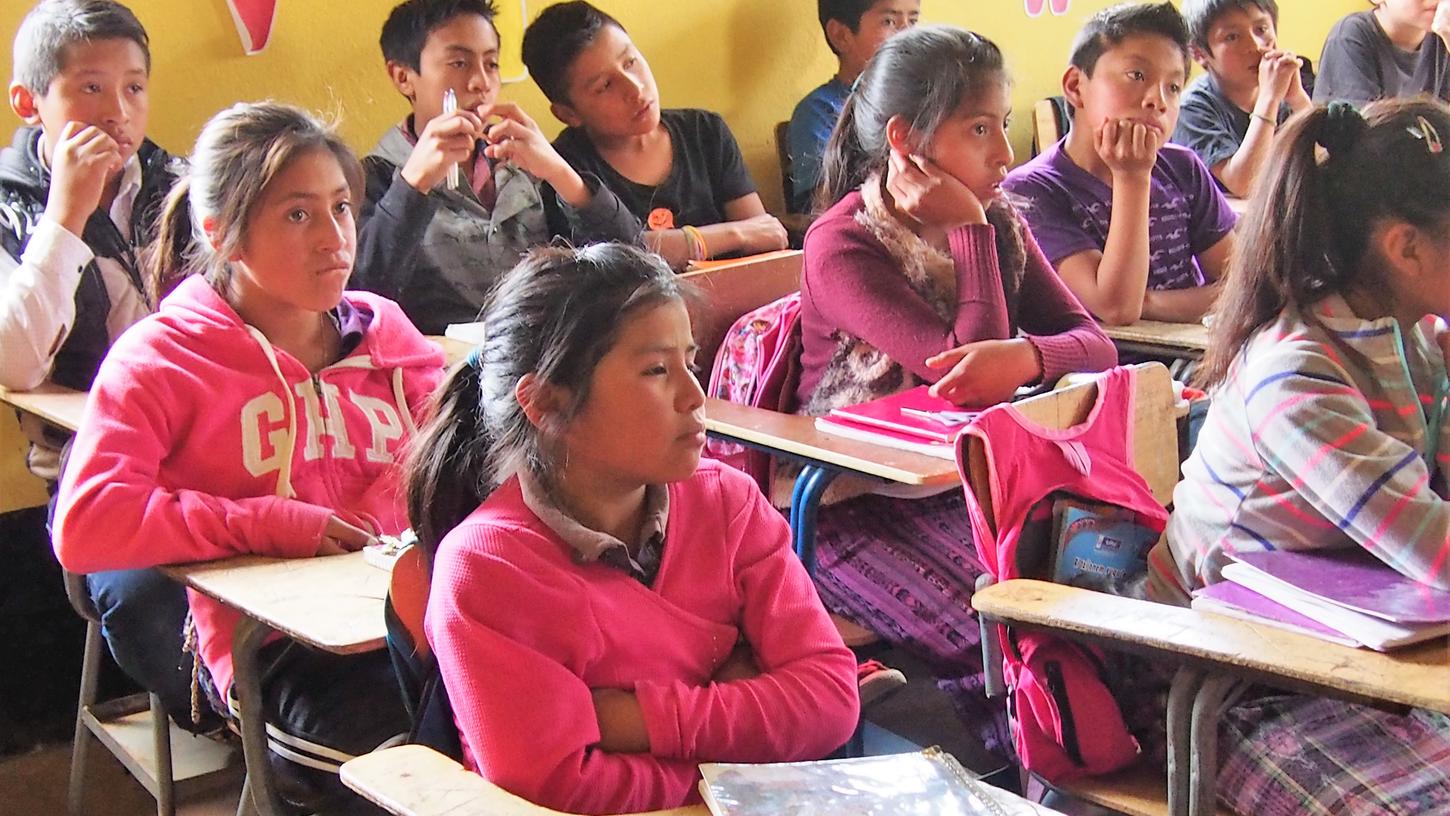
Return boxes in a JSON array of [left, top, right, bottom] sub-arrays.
[[704, 292, 802, 492], [1001, 623, 1140, 782], [957, 367, 1164, 783]]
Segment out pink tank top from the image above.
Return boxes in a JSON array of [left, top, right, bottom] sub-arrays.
[[958, 367, 1169, 580]]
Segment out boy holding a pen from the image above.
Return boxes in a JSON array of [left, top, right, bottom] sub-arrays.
[[355, 0, 640, 335]]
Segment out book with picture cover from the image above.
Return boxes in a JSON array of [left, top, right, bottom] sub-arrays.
[[697, 747, 1013, 816], [1050, 498, 1159, 588]]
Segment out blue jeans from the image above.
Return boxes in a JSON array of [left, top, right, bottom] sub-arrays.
[[85, 567, 203, 730]]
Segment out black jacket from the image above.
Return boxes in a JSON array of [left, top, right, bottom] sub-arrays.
[[0, 126, 180, 390]]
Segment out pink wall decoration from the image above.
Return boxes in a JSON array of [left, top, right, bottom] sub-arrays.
[[226, 0, 279, 55], [1025, 0, 1072, 17]]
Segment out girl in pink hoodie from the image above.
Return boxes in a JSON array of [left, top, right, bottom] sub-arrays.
[[405, 243, 859, 815], [54, 102, 444, 815]]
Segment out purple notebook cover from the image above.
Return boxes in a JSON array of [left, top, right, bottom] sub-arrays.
[[1193, 581, 1351, 641], [1231, 549, 1450, 624]]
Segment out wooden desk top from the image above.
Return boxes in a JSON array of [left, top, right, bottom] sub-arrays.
[[342, 744, 1065, 816], [429, 335, 473, 368], [0, 382, 88, 433], [163, 551, 387, 654], [345, 745, 709, 816], [704, 398, 960, 486], [1101, 319, 1210, 353], [974, 580, 1450, 714]]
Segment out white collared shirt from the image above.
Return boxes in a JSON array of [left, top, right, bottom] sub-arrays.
[[0, 155, 149, 390]]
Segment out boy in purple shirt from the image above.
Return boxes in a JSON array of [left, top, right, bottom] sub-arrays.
[[1004, 1, 1237, 325]]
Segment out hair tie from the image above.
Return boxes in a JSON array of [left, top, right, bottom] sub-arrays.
[[466, 345, 484, 370], [1317, 101, 1366, 157]]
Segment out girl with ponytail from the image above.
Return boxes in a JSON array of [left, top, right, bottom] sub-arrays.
[[55, 101, 445, 815], [405, 242, 858, 815], [799, 24, 1116, 759], [1155, 98, 1450, 814]]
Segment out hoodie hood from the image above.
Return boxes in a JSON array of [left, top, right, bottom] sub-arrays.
[[55, 274, 445, 696], [0, 126, 47, 195], [159, 275, 443, 372], [369, 123, 417, 169]]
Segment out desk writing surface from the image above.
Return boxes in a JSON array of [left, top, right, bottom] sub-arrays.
[[163, 551, 387, 654], [974, 580, 1450, 715], [704, 397, 959, 486], [342, 744, 1066, 816], [679, 250, 802, 369], [429, 335, 473, 368], [1100, 320, 1209, 353], [0, 382, 88, 433]]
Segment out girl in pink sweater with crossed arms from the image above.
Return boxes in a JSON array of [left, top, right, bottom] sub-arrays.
[[405, 243, 859, 814]]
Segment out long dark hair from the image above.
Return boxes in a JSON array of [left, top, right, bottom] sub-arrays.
[[817, 25, 1006, 211], [1200, 98, 1450, 387], [815, 25, 1027, 302], [405, 243, 691, 567]]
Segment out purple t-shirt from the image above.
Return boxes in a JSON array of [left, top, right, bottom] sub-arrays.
[[1002, 140, 1237, 290]]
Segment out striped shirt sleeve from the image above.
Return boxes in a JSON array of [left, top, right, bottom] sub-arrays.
[[1241, 351, 1450, 590]]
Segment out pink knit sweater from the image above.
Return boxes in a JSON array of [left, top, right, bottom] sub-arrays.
[[426, 459, 860, 814]]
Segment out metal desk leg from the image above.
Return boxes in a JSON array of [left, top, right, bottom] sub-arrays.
[[975, 574, 1006, 699], [790, 464, 841, 576], [1166, 666, 1205, 816], [1189, 675, 1243, 816], [232, 617, 283, 816]]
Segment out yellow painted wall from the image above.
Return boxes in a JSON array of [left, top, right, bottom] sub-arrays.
[[2, 1, 1365, 213]]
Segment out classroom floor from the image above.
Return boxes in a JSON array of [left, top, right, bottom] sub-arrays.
[[0, 648, 1015, 815], [0, 505, 1020, 814]]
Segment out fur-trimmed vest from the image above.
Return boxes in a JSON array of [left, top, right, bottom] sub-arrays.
[[800, 174, 1027, 418]]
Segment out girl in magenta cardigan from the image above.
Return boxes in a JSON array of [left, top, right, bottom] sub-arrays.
[[405, 243, 859, 815], [797, 26, 1116, 760]]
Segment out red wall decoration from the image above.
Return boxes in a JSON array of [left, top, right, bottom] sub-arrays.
[[226, 0, 279, 55]]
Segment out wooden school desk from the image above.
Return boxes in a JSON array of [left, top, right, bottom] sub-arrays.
[[162, 551, 389, 816], [703, 397, 959, 573], [679, 250, 802, 370], [973, 579, 1450, 816], [1101, 319, 1210, 362], [429, 335, 473, 368], [340, 743, 1071, 816], [0, 382, 88, 433]]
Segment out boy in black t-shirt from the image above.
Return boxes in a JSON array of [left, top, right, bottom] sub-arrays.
[[522, 1, 787, 268], [1172, 0, 1311, 197], [1315, 0, 1450, 105]]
